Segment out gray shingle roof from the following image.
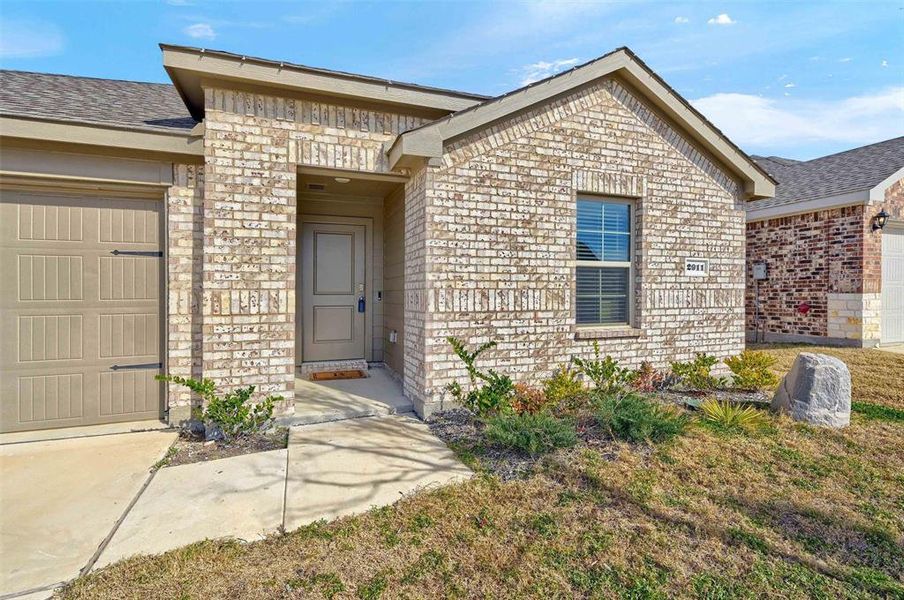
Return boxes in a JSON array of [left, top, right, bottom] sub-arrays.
[[0, 70, 197, 133], [749, 137, 904, 210]]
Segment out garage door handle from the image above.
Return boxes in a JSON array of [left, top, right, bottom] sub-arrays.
[[111, 250, 163, 257], [110, 362, 162, 371]]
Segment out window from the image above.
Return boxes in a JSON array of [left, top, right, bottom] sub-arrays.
[[576, 198, 632, 326]]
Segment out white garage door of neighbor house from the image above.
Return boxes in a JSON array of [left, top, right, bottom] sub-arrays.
[[0, 191, 164, 433], [882, 225, 904, 345]]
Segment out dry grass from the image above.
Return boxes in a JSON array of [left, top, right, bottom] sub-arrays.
[[60, 346, 904, 599], [753, 343, 904, 410]]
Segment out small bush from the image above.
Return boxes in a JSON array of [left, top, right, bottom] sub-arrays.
[[156, 374, 276, 439], [483, 412, 578, 456], [594, 393, 688, 444], [511, 383, 553, 415], [445, 337, 514, 416], [670, 353, 727, 390], [543, 366, 586, 407], [724, 350, 779, 391], [572, 342, 636, 395], [699, 398, 769, 433], [630, 361, 670, 393]]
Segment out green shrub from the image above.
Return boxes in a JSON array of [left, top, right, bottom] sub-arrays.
[[699, 398, 769, 433], [542, 366, 586, 407], [572, 342, 636, 395], [594, 392, 688, 444], [483, 412, 578, 456], [724, 351, 779, 391], [670, 353, 727, 390], [445, 337, 514, 416], [156, 374, 276, 439]]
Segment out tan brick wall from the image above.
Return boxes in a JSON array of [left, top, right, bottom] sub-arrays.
[[178, 87, 430, 409], [202, 90, 298, 404], [409, 77, 745, 413], [166, 164, 204, 416]]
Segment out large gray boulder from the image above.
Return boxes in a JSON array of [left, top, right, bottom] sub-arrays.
[[772, 353, 851, 428]]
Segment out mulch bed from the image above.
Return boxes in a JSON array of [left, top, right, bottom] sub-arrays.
[[428, 409, 620, 481], [160, 427, 289, 468]]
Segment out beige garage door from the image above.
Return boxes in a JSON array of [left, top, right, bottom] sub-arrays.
[[0, 191, 163, 433], [882, 225, 904, 344]]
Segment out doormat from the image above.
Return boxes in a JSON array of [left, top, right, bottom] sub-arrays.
[[311, 369, 366, 381]]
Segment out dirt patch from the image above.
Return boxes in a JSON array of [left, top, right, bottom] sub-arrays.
[[159, 428, 288, 469]]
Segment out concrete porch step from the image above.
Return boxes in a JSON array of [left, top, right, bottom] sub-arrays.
[[276, 403, 416, 427], [278, 367, 414, 427]]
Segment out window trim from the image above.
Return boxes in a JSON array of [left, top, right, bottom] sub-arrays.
[[575, 195, 634, 328]]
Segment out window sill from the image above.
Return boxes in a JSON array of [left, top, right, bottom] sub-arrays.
[[574, 326, 644, 341]]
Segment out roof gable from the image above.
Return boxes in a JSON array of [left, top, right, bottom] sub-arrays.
[[389, 47, 775, 200]]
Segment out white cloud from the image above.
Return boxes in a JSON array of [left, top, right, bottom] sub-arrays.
[[784, 83, 796, 88], [0, 18, 64, 58], [707, 13, 736, 26], [519, 58, 580, 85], [691, 88, 904, 150], [674, 16, 689, 24], [839, 57, 852, 63], [882, 59, 888, 68], [183, 22, 216, 40]]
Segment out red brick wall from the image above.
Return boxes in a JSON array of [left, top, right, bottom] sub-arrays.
[[865, 178, 904, 293], [745, 206, 866, 338]]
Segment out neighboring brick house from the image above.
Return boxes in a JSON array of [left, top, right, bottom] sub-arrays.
[[0, 45, 775, 434], [746, 137, 904, 347]]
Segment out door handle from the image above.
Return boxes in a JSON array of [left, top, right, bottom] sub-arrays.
[[358, 296, 366, 313]]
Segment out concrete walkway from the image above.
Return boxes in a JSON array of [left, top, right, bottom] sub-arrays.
[[877, 343, 904, 355], [1, 412, 469, 599], [0, 430, 177, 599], [94, 414, 469, 566]]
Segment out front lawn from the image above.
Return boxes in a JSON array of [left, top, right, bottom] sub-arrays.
[[61, 345, 904, 599]]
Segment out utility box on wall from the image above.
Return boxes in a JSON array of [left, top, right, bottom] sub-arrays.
[[752, 261, 768, 281]]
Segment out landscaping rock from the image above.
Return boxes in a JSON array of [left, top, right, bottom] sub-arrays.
[[772, 353, 851, 428]]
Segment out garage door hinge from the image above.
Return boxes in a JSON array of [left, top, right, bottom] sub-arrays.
[[111, 250, 163, 257], [110, 362, 163, 371]]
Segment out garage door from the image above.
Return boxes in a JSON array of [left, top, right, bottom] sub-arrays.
[[0, 191, 163, 433], [882, 225, 904, 344]]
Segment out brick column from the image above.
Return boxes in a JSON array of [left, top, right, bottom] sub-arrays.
[[166, 164, 204, 422], [201, 88, 298, 405]]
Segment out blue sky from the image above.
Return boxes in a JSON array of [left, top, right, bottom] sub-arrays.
[[1, 0, 902, 159]]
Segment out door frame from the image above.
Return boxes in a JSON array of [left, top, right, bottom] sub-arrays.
[[297, 214, 373, 364]]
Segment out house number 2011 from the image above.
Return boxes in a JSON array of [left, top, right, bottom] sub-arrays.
[[685, 258, 708, 277]]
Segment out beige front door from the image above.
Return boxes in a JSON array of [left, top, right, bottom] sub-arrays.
[[301, 221, 366, 361], [0, 191, 163, 433]]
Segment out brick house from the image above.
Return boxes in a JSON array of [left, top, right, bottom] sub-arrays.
[[746, 137, 904, 347], [0, 45, 775, 434]]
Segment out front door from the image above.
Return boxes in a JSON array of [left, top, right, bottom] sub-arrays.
[[301, 221, 366, 361]]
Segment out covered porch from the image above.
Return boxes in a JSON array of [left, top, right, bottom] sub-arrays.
[[288, 167, 411, 422]]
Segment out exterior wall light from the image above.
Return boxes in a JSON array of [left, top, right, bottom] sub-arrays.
[[872, 209, 889, 231]]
